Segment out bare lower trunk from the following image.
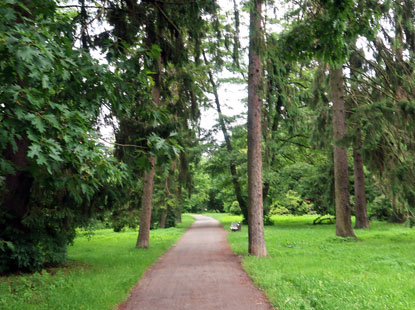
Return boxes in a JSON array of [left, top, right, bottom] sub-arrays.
[[353, 128, 369, 229], [262, 65, 283, 205], [247, 0, 267, 257], [3, 137, 33, 243], [176, 184, 182, 223], [136, 38, 161, 247], [391, 194, 405, 223], [330, 67, 356, 238], [176, 209, 182, 223], [232, 0, 241, 69], [3, 137, 33, 219], [137, 157, 156, 248], [160, 208, 168, 229]]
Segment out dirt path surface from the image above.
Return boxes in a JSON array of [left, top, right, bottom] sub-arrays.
[[119, 214, 272, 310]]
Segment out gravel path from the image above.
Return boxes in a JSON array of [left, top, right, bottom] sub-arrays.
[[119, 214, 272, 310]]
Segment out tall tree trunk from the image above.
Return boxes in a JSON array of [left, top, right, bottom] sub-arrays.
[[160, 160, 176, 229], [247, 0, 267, 256], [391, 194, 405, 223], [262, 64, 284, 205], [3, 137, 33, 222], [330, 66, 356, 238], [202, 51, 248, 222], [353, 127, 369, 228], [176, 184, 182, 223], [160, 208, 168, 229], [136, 51, 161, 248], [232, 0, 241, 70], [137, 157, 156, 248], [349, 48, 369, 229], [2, 4, 34, 231]]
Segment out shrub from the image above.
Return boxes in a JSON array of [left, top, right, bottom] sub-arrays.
[[228, 201, 242, 215], [263, 214, 274, 225], [269, 204, 291, 215], [269, 190, 314, 216], [368, 196, 392, 221]]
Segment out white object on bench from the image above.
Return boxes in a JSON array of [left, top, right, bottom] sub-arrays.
[[230, 222, 242, 232]]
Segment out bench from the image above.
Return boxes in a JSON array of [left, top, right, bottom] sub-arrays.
[[230, 222, 242, 232]]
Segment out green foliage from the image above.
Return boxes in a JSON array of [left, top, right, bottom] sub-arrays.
[[263, 214, 274, 226], [279, 0, 380, 64], [367, 196, 392, 221], [111, 207, 140, 233], [227, 201, 242, 215], [269, 190, 313, 216], [0, 2, 129, 273], [0, 215, 194, 310], [269, 204, 291, 216], [152, 207, 177, 229], [271, 163, 334, 215]]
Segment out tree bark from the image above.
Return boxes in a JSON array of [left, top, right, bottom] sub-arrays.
[[176, 183, 182, 223], [3, 137, 33, 220], [329, 66, 356, 238], [391, 194, 405, 223], [247, 0, 267, 256], [2, 6, 34, 228], [160, 208, 167, 229], [160, 160, 176, 229], [232, 0, 241, 69], [136, 49, 161, 248], [262, 69, 284, 205], [353, 127, 369, 228], [202, 51, 248, 222], [137, 156, 156, 248]]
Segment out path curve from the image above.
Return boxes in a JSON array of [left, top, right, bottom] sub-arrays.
[[119, 214, 272, 310]]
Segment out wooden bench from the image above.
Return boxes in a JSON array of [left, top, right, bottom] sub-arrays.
[[230, 222, 242, 232]]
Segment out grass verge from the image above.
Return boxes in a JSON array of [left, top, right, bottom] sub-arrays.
[[206, 213, 415, 310], [0, 215, 194, 310]]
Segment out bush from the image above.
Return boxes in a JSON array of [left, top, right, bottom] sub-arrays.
[[368, 196, 392, 221], [226, 201, 242, 215], [263, 214, 274, 225], [269, 204, 291, 215], [111, 208, 140, 232], [271, 162, 334, 215], [269, 190, 314, 216]]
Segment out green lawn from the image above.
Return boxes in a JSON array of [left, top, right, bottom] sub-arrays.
[[0, 215, 194, 310], [207, 213, 415, 310]]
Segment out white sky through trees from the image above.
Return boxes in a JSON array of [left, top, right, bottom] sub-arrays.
[[73, 0, 276, 144]]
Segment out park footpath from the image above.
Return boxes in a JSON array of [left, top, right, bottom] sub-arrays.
[[118, 214, 272, 310]]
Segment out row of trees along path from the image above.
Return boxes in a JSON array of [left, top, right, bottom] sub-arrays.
[[3, 0, 415, 286]]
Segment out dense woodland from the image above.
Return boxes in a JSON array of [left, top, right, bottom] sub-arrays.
[[1, 0, 415, 273]]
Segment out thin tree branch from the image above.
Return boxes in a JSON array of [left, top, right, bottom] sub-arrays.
[[58, 5, 114, 9], [98, 137, 148, 149], [154, 1, 180, 34], [74, 6, 105, 46]]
